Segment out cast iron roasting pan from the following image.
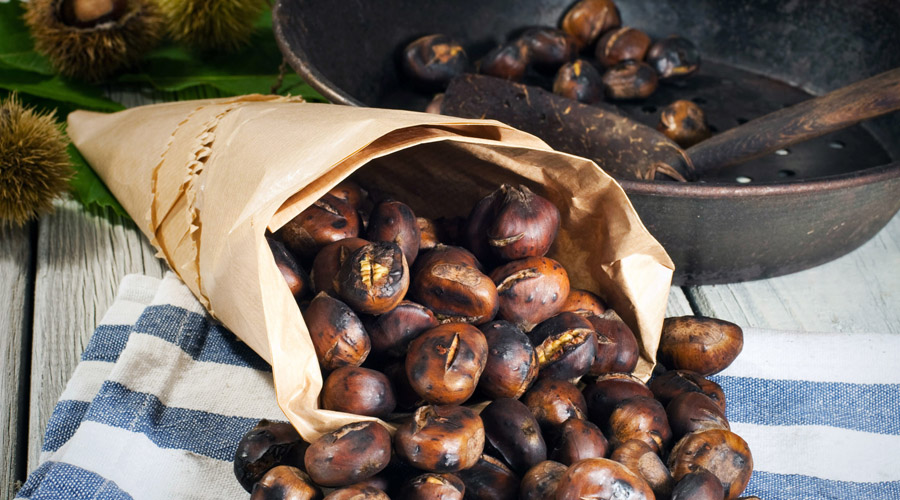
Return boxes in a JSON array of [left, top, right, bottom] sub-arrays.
[[273, 0, 900, 285]]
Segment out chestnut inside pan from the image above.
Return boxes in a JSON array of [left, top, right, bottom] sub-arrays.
[[273, 0, 900, 285]]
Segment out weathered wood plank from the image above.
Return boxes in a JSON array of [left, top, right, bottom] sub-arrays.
[[685, 211, 900, 333], [667, 287, 694, 317], [1, 224, 33, 500], [28, 199, 166, 472]]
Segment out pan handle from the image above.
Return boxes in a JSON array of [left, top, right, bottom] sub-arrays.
[[685, 67, 900, 177]]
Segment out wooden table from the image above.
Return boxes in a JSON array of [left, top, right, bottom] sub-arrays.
[[2, 177, 899, 500]]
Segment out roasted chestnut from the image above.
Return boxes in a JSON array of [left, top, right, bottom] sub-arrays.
[[477, 320, 539, 399], [595, 27, 651, 67], [425, 94, 445, 115], [587, 315, 639, 375], [670, 469, 724, 500], [277, 194, 361, 260], [549, 417, 609, 465], [559, 289, 607, 317], [649, 369, 726, 413], [519, 461, 567, 500], [647, 36, 701, 79], [366, 300, 439, 359], [405, 322, 488, 405], [268, 236, 312, 301], [367, 199, 421, 266], [561, 0, 621, 49], [606, 395, 672, 454], [304, 421, 392, 487], [667, 392, 729, 440], [658, 99, 711, 148], [250, 466, 323, 500], [522, 378, 588, 431], [582, 374, 654, 428], [417, 217, 442, 250], [394, 405, 485, 472], [410, 245, 498, 324], [602, 60, 658, 100], [553, 59, 604, 104], [398, 473, 465, 500], [668, 429, 753, 500], [479, 40, 531, 82], [310, 237, 369, 296], [234, 420, 309, 492], [336, 241, 409, 315], [520, 27, 578, 71], [610, 439, 674, 499], [480, 398, 547, 473], [321, 366, 396, 418], [555, 458, 654, 500], [303, 293, 371, 371], [456, 455, 519, 500], [659, 316, 744, 376], [491, 256, 570, 331], [401, 34, 469, 90], [323, 485, 390, 500], [529, 312, 598, 381], [383, 361, 426, 411], [328, 180, 365, 209]]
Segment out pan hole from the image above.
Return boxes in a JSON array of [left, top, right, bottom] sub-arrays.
[[736, 117, 748, 125], [642, 105, 657, 113], [736, 176, 753, 184], [775, 148, 791, 156], [828, 140, 845, 149], [692, 97, 707, 105], [778, 169, 796, 178]]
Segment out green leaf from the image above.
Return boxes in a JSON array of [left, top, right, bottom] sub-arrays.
[[0, 68, 124, 112], [0, 1, 55, 75], [67, 143, 129, 218]]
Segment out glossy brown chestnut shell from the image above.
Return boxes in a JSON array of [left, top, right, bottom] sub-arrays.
[[367, 199, 421, 266], [310, 237, 369, 296], [305, 421, 392, 488], [479, 40, 531, 82], [234, 420, 309, 492], [480, 398, 547, 473], [394, 405, 486, 473], [491, 256, 570, 331], [268, 236, 312, 301], [583, 374, 654, 428], [602, 60, 659, 100], [658, 99, 712, 148], [559, 289, 607, 317], [250, 465, 323, 500], [321, 366, 396, 418], [647, 35, 701, 79], [520, 27, 578, 71], [522, 378, 588, 431], [467, 184, 560, 263], [405, 323, 488, 405], [323, 485, 390, 500], [555, 458, 655, 500], [519, 461, 567, 500], [553, 59, 604, 104], [671, 469, 725, 500], [667, 392, 730, 440], [410, 245, 498, 324], [455, 455, 519, 500], [587, 315, 639, 375], [595, 27, 651, 67], [606, 395, 672, 454], [303, 293, 371, 371], [401, 34, 469, 90], [561, 0, 622, 49], [529, 312, 598, 381], [366, 301, 439, 358], [277, 194, 361, 260], [649, 369, 727, 413], [610, 439, 674, 500], [398, 473, 466, 500], [668, 429, 753, 500], [336, 241, 410, 315], [659, 316, 744, 376], [477, 320, 539, 399], [549, 417, 609, 465], [383, 361, 426, 412]]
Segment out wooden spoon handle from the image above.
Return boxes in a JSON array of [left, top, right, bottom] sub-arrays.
[[686, 67, 900, 176]]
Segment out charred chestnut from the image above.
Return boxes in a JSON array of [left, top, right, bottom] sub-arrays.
[[491, 257, 570, 331], [520, 27, 578, 71], [328, 180, 365, 210], [399, 473, 465, 500], [522, 378, 588, 431], [659, 316, 744, 376], [667, 391, 729, 440], [658, 100, 711, 148], [587, 315, 639, 375], [323, 485, 390, 500], [456, 455, 519, 500], [277, 194, 361, 260], [405, 322, 488, 405], [367, 199, 421, 266], [336, 242, 409, 315], [480, 398, 547, 473], [561, 0, 622, 49], [649, 369, 726, 413], [555, 458, 654, 500], [477, 320, 539, 399], [305, 421, 392, 487], [668, 429, 753, 500], [647, 36, 701, 79], [310, 237, 369, 296], [602, 60, 658, 100], [553, 59, 604, 104], [401, 34, 469, 90], [606, 395, 672, 454], [321, 366, 396, 419], [610, 439, 674, 499], [559, 289, 607, 318], [234, 420, 309, 492], [410, 245, 498, 324], [394, 405, 485, 472], [479, 40, 531, 82], [519, 461, 567, 500], [268, 237, 311, 301], [549, 418, 609, 465], [366, 301, 438, 358], [671, 469, 725, 500], [304, 293, 370, 371], [595, 27, 651, 67], [250, 466, 322, 500], [582, 374, 654, 428], [529, 312, 598, 381]]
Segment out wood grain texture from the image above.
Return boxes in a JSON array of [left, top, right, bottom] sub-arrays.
[[667, 287, 694, 317], [685, 211, 900, 333], [1, 224, 33, 500], [27, 199, 166, 472]]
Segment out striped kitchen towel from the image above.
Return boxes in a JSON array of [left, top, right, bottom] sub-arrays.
[[16, 273, 900, 499]]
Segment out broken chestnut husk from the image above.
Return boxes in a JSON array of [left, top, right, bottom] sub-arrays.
[[321, 366, 396, 419], [250, 465, 322, 500], [649, 369, 726, 413], [659, 316, 744, 376], [595, 27, 651, 67], [276, 194, 361, 260], [671, 469, 725, 500], [305, 421, 392, 488], [583, 373, 654, 427], [401, 34, 469, 90], [491, 256, 570, 331], [647, 36, 701, 79], [610, 439, 674, 500], [587, 315, 639, 375], [234, 420, 309, 492], [520, 27, 578, 72], [456, 455, 519, 500], [549, 417, 609, 465], [304, 293, 371, 371], [394, 405, 485, 473], [477, 320, 539, 399], [367, 199, 421, 266], [606, 395, 672, 454], [555, 458, 654, 500], [668, 429, 753, 500], [519, 461, 567, 500], [602, 60, 658, 100], [658, 99, 711, 148], [553, 59, 605, 104], [478, 40, 531, 82], [398, 473, 466, 500], [410, 245, 498, 324], [336, 241, 409, 315], [480, 398, 547, 474], [366, 300, 438, 358], [522, 378, 588, 431], [310, 237, 369, 296], [268, 236, 312, 301], [405, 322, 488, 405], [529, 312, 598, 381], [561, 0, 622, 49]]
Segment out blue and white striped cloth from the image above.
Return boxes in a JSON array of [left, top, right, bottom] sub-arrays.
[[16, 273, 900, 499]]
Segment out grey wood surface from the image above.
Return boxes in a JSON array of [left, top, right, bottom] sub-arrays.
[[1, 224, 33, 499]]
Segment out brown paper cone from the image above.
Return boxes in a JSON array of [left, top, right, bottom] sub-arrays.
[[67, 95, 674, 441]]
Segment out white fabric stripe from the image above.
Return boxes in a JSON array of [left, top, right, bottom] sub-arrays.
[[719, 328, 900, 384], [150, 272, 208, 315], [107, 334, 284, 421], [57, 360, 114, 403], [47, 421, 247, 500], [97, 275, 161, 326], [730, 422, 900, 483]]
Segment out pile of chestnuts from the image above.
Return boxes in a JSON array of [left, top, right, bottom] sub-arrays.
[[234, 179, 754, 499], [399, 0, 709, 148]]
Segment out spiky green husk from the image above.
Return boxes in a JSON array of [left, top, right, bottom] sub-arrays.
[[25, 0, 164, 82], [156, 0, 266, 51], [0, 95, 72, 227]]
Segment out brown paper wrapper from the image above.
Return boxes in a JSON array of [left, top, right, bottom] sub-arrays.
[[67, 95, 674, 441]]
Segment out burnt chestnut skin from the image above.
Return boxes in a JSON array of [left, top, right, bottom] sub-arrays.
[[549, 418, 609, 465], [401, 34, 469, 90], [595, 27, 652, 67], [405, 323, 488, 405], [606, 395, 672, 454], [559, 289, 607, 317], [522, 378, 588, 431], [610, 439, 674, 499], [366, 301, 439, 358], [668, 429, 753, 500], [582, 374, 654, 427], [647, 36, 701, 80], [477, 320, 539, 399], [480, 398, 547, 473], [588, 315, 639, 375], [410, 245, 499, 325], [303, 293, 371, 371], [323, 485, 390, 500], [276, 194, 361, 260], [479, 40, 531, 82], [602, 60, 658, 100], [658, 99, 711, 148], [305, 421, 392, 487], [394, 405, 485, 473], [667, 391, 730, 440], [398, 473, 465, 500], [555, 458, 654, 500], [529, 312, 598, 381], [561, 0, 622, 49], [234, 420, 309, 492], [491, 256, 570, 331], [336, 241, 410, 315], [455, 455, 519, 500], [367, 199, 421, 266], [310, 237, 369, 296], [553, 59, 604, 104], [671, 469, 724, 500], [519, 461, 567, 500], [659, 316, 744, 376], [250, 465, 322, 500], [520, 27, 578, 72], [321, 366, 396, 418]]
